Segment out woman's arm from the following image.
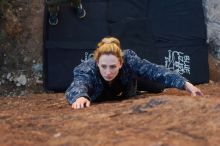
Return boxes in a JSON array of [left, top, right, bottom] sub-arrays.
[[65, 60, 95, 105], [124, 49, 187, 89], [124, 50, 203, 96]]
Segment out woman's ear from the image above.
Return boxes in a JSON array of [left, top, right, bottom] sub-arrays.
[[97, 62, 100, 67], [119, 61, 123, 68], [96, 59, 99, 65]]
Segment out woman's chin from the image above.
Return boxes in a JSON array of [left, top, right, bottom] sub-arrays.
[[104, 77, 114, 82]]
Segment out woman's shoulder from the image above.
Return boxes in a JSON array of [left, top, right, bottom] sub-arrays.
[[74, 58, 97, 73], [122, 49, 139, 63], [123, 49, 137, 56]]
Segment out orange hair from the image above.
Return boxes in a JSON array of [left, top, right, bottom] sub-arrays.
[[93, 37, 123, 64]]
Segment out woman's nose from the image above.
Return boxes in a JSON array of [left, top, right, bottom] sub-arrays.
[[105, 68, 112, 75]]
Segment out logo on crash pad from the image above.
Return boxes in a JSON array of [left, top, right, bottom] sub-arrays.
[[165, 50, 191, 75], [81, 52, 94, 63]]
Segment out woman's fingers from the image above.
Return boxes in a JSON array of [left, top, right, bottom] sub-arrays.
[[71, 97, 91, 109], [74, 102, 84, 109], [190, 89, 198, 96], [86, 100, 90, 107]]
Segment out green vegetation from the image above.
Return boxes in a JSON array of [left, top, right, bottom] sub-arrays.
[[0, 0, 9, 19]]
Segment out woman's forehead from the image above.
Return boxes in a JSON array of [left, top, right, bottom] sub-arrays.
[[98, 54, 120, 64]]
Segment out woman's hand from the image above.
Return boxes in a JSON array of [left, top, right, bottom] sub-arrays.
[[184, 81, 203, 96], [72, 97, 91, 109]]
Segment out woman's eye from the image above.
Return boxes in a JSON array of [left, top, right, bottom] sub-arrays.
[[110, 65, 116, 69], [101, 65, 107, 69]]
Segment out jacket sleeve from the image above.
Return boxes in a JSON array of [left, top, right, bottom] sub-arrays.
[[124, 50, 187, 89], [65, 61, 95, 104]]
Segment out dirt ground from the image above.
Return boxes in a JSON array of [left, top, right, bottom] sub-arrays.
[[0, 82, 220, 146]]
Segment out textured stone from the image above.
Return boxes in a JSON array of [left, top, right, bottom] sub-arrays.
[[0, 83, 219, 146], [204, 0, 220, 59]]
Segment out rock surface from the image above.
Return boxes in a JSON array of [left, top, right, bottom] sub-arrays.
[[0, 0, 220, 96], [0, 82, 220, 146], [204, 0, 220, 59]]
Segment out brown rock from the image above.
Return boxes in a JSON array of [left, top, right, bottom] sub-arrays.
[[0, 83, 220, 146]]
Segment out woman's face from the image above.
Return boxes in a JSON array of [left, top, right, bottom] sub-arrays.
[[97, 54, 122, 82]]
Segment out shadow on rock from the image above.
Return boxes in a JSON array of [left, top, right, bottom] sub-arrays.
[[132, 98, 168, 113]]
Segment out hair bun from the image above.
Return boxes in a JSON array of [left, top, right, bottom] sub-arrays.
[[99, 37, 120, 47]]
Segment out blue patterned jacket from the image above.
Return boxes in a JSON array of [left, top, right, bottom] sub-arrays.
[[65, 49, 186, 104]]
